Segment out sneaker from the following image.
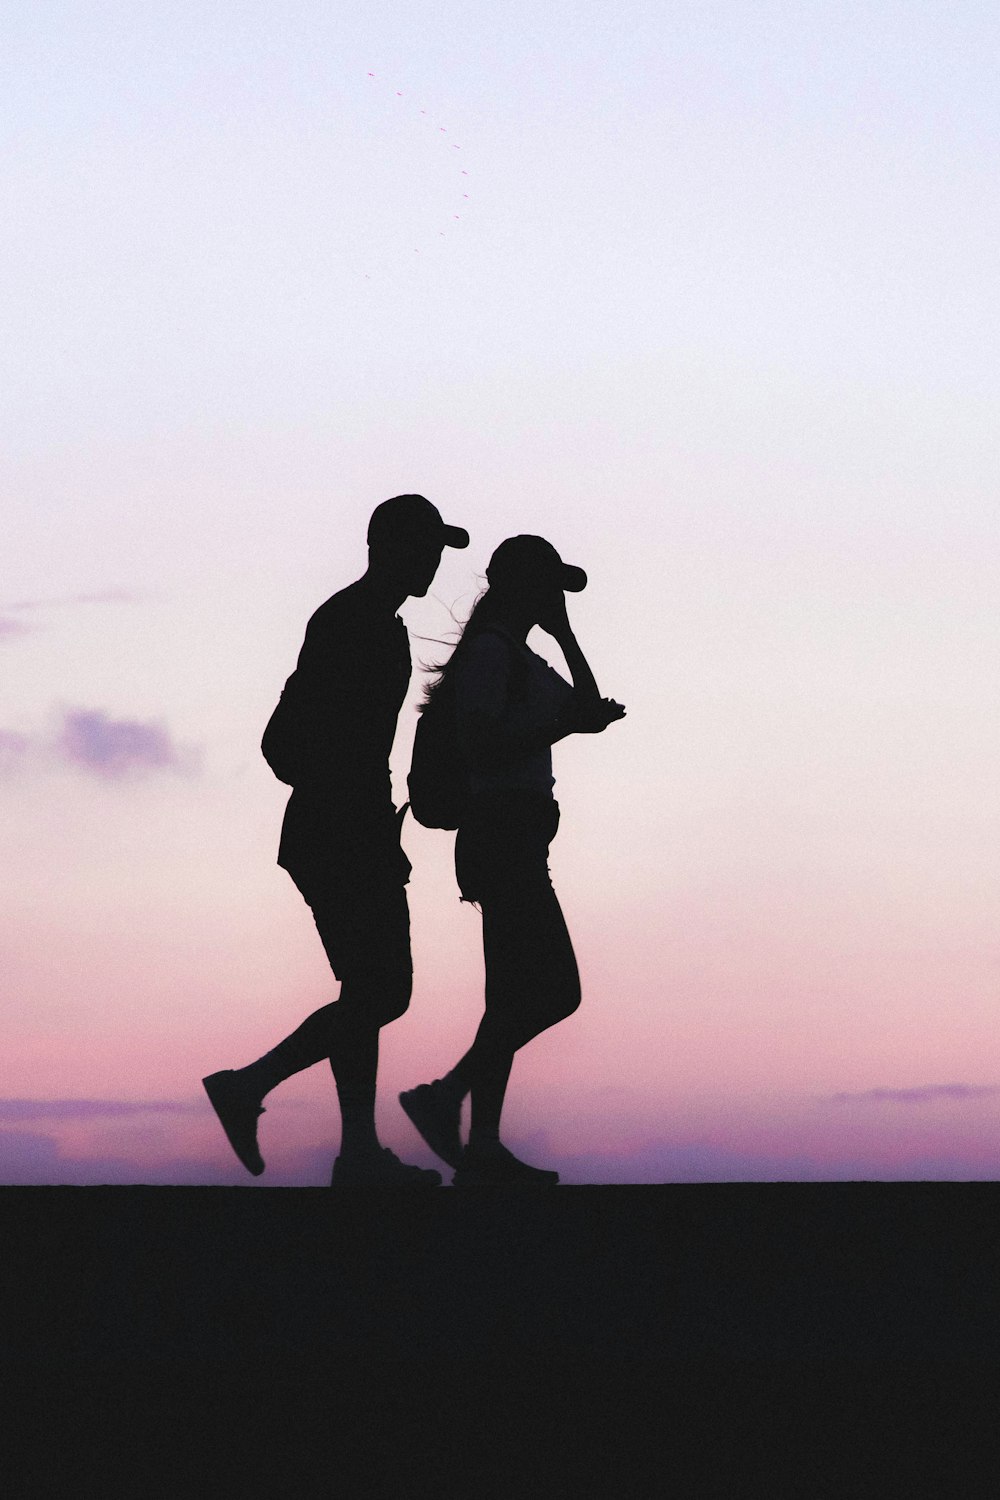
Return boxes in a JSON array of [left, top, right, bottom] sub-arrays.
[[331, 1146, 442, 1188], [452, 1140, 559, 1187], [202, 1070, 266, 1176], [399, 1080, 464, 1169]]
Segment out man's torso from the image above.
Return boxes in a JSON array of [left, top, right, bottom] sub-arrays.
[[277, 580, 411, 885]]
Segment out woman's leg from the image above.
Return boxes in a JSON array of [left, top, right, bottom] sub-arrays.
[[448, 874, 581, 1141], [400, 796, 578, 1173]]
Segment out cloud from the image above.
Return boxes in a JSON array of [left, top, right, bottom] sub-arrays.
[[0, 1129, 246, 1186], [831, 1084, 1000, 1105], [5, 1130, 999, 1186], [0, 730, 30, 774], [57, 708, 196, 779], [0, 590, 140, 644], [0, 1130, 63, 1183], [551, 1138, 829, 1184], [0, 1099, 204, 1123], [0, 617, 37, 640], [528, 1133, 1000, 1184], [1, 708, 198, 780], [7, 588, 139, 610]]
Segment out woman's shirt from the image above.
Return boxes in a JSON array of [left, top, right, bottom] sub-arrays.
[[453, 627, 574, 797]]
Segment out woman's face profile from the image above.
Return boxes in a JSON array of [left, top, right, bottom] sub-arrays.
[[509, 573, 563, 628]]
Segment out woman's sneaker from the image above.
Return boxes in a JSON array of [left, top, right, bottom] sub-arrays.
[[452, 1140, 559, 1187], [331, 1146, 442, 1187], [399, 1080, 464, 1168]]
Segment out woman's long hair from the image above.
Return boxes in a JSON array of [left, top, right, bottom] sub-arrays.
[[417, 585, 508, 713]]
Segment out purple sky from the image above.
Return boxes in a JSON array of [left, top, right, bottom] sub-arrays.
[[3, 1, 999, 1184]]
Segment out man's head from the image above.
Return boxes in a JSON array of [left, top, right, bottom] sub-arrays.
[[367, 494, 469, 598]]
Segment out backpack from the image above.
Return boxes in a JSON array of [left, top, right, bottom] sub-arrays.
[[261, 670, 307, 786], [407, 630, 525, 830], [406, 673, 465, 829]]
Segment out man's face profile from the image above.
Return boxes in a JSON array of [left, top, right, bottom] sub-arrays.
[[404, 535, 447, 597], [374, 530, 445, 598]]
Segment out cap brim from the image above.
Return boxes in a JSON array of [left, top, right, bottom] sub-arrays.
[[562, 564, 587, 591], [442, 523, 470, 549]]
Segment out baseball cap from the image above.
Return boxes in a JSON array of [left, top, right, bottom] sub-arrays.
[[367, 494, 469, 550], [486, 535, 587, 593]]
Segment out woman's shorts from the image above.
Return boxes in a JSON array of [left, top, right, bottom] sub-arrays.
[[454, 790, 560, 904]]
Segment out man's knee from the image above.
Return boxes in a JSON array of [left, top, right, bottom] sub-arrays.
[[340, 965, 412, 1027], [376, 967, 412, 1025]]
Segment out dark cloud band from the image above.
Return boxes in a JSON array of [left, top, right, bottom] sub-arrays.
[[0, 1099, 204, 1122], [832, 1084, 1000, 1105]]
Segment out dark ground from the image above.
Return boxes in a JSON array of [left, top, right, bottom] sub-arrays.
[[4, 1183, 1000, 1495]]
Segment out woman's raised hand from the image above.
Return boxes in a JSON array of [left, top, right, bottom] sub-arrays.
[[570, 697, 627, 734], [536, 591, 573, 644]]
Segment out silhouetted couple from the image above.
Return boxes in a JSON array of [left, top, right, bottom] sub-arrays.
[[203, 495, 625, 1186]]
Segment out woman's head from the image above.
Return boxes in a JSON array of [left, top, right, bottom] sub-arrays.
[[418, 535, 585, 708], [484, 536, 587, 608]]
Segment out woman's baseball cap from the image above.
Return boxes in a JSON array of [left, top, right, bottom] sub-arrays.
[[368, 494, 469, 550], [486, 535, 587, 593]]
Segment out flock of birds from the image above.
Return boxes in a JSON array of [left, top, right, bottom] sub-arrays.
[[366, 73, 471, 261]]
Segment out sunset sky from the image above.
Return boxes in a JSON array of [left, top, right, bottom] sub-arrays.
[[4, 0, 999, 1185]]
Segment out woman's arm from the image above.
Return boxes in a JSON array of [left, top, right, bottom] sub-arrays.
[[516, 693, 625, 756], [537, 593, 600, 706], [456, 624, 625, 769], [526, 595, 626, 751]]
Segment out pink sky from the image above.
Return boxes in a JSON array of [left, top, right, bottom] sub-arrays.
[[3, 1, 999, 1184]]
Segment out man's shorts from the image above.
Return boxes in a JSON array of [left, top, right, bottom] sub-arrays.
[[297, 869, 412, 986], [280, 801, 412, 984]]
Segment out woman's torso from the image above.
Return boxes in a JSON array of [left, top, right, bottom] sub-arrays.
[[452, 627, 573, 799]]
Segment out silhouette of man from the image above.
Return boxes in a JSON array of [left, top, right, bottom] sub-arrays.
[[203, 494, 469, 1185]]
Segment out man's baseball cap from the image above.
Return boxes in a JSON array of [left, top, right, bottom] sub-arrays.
[[486, 535, 587, 593], [367, 494, 469, 550]]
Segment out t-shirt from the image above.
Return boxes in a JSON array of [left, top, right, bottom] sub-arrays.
[[277, 580, 411, 883], [453, 628, 573, 797]]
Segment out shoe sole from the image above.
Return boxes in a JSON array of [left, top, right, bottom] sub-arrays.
[[399, 1089, 463, 1170]]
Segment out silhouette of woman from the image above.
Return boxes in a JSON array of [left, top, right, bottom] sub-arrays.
[[401, 536, 625, 1184]]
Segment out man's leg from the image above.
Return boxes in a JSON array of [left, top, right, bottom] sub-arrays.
[[327, 1005, 381, 1160], [205, 876, 437, 1182], [203, 999, 342, 1176], [321, 880, 439, 1186]]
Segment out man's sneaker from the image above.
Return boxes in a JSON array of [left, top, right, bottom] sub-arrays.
[[202, 1070, 266, 1176], [399, 1080, 464, 1169], [331, 1146, 442, 1188], [452, 1140, 559, 1187]]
